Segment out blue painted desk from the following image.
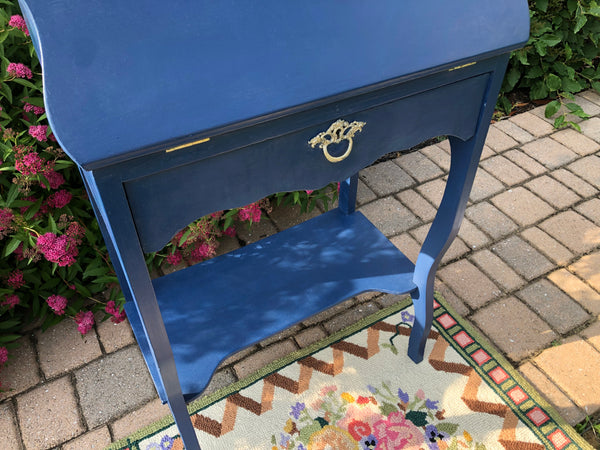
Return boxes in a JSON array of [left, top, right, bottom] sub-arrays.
[[20, 1, 529, 448]]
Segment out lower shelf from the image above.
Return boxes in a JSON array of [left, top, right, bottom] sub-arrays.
[[137, 208, 417, 400]]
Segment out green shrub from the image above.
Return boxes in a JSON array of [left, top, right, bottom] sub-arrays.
[[499, 0, 600, 129]]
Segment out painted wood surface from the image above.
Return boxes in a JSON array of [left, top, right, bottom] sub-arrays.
[[19, 0, 528, 168]]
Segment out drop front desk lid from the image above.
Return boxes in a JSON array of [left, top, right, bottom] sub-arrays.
[[19, 0, 529, 170]]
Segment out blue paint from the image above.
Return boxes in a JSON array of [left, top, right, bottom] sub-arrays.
[[19, 1, 529, 448], [20, 1, 528, 169], [153, 209, 416, 400]]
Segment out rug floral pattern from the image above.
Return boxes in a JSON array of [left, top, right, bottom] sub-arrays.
[[272, 384, 484, 450]]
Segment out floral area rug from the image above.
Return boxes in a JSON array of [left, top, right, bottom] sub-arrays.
[[108, 295, 591, 450]]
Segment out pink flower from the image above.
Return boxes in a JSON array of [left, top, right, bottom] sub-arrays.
[[66, 222, 85, 241], [238, 202, 262, 223], [41, 170, 65, 189], [373, 411, 425, 449], [166, 250, 183, 266], [190, 241, 216, 262], [15, 152, 44, 175], [46, 189, 72, 209], [28, 125, 48, 142], [223, 226, 236, 237], [6, 270, 25, 289], [23, 103, 45, 115], [8, 15, 29, 35], [46, 294, 68, 315], [2, 294, 20, 309], [7, 62, 32, 79], [105, 300, 126, 324], [0, 347, 8, 365], [305, 189, 314, 195], [319, 385, 337, 396], [74, 311, 94, 334], [36, 232, 78, 267]]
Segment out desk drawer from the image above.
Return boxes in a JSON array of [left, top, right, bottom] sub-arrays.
[[125, 74, 489, 252]]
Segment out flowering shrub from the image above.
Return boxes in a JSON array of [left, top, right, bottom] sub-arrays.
[[0, 2, 338, 390], [0, 3, 130, 389]]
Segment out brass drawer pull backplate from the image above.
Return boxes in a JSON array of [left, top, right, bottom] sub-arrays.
[[309, 119, 366, 163]]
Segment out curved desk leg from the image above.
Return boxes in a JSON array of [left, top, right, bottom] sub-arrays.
[[407, 134, 483, 362], [82, 171, 201, 450], [407, 56, 510, 363]]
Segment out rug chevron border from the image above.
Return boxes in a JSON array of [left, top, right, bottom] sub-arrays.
[[108, 295, 591, 450]]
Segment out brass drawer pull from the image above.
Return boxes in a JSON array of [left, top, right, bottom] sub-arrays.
[[309, 119, 365, 163]]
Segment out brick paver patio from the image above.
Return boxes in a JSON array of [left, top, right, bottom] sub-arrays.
[[1, 91, 600, 449]]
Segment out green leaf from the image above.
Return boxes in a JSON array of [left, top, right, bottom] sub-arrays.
[[566, 102, 590, 119], [504, 67, 521, 90], [497, 96, 513, 115], [514, 48, 529, 65], [589, 1, 600, 17], [437, 422, 460, 435], [535, 0, 548, 12], [53, 160, 75, 169], [574, 8, 588, 33], [546, 74, 562, 91], [554, 115, 566, 128], [24, 97, 45, 107], [534, 40, 548, 56], [73, 282, 92, 298], [298, 422, 322, 444], [567, 0, 578, 13], [530, 80, 549, 100], [381, 342, 399, 355], [545, 100, 561, 118], [552, 62, 575, 79], [0, 334, 22, 343], [83, 266, 109, 279], [0, 79, 12, 103], [379, 402, 398, 416], [23, 198, 43, 221], [539, 34, 562, 47], [48, 213, 58, 233], [178, 228, 192, 247], [406, 410, 428, 427], [562, 42, 572, 60], [4, 183, 19, 208], [592, 81, 600, 94], [11, 78, 40, 91], [0, 320, 21, 330], [524, 65, 544, 79], [561, 76, 584, 92], [3, 237, 21, 256]]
